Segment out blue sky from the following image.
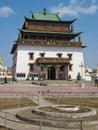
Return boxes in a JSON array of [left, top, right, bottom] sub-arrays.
[[0, 0, 98, 69]]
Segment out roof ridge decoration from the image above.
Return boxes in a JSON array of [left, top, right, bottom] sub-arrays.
[[29, 8, 61, 21]]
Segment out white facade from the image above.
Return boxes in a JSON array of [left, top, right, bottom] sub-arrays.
[[12, 44, 85, 80]]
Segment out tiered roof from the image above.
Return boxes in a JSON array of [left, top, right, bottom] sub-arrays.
[[31, 11, 60, 21], [11, 9, 86, 54], [24, 12, 76, 23]]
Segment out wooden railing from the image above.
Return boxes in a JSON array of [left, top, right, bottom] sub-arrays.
[[18, 39, 82, 47]]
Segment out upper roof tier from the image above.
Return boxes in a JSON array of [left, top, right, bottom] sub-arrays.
[[19, 29, 82, 36], [24, 8, 77, 23], [32, 12, 60, 21], [31, 8, 60, 21]]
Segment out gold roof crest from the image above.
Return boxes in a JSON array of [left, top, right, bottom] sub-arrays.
[[0, 57, 3, 66]]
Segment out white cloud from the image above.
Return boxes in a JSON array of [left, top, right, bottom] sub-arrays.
[[79, 5, 98, 14], [0, 6, 15, 18], [70, 0, 79, 4], [49, 0, 98, 17], [91, 0, 96, 3]]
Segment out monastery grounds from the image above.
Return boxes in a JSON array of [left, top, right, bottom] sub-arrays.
[[1, 81, 98, 130]]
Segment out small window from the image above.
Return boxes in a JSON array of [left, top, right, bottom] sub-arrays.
[[29, 64, 34, 72], [69, 64, 73, 71], [57, 53, 62, 58], [24, 34, 28, 39], [40, 53, 45, 57], [55, 36, 62, 41], [17, 73, 25, 77], [29, 53, 34, 60], [60, 65, 64, 71], [67, 53, 72, 61], [30, 35, 37, 40], [47, 36, 53, 40], [38, 35, 45, 40]]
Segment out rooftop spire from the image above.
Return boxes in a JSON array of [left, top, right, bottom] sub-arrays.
[[43, 8, 47, 14]]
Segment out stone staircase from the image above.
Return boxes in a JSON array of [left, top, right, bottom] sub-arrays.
[[28, 95, 53, 106], [32, 80, 95, 87]]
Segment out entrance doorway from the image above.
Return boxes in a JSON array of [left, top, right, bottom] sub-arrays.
[[48, 66, 56, 80]]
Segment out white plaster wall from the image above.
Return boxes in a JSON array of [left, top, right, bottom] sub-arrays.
[[16, 46, 29, 76], [15, 44, 85, 80]]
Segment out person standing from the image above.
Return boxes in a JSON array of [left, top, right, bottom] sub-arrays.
[[4, 76, 7, 84], [95, 77, 98, 87], [76, 72, 81, 83]]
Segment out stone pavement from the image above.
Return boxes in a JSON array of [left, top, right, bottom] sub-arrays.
[[0, 82, 98, 130], [0, 81, 98, 94], [0, 105, 72, 130], [0, 101, 98, 130]]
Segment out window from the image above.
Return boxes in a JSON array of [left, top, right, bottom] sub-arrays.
[[67, 53, 72, 61], [29, 53, 34, 60], [55, 36, 62, 41], [24, 34, 28, 39], [60, 65, 64, 71], [69, 64, 73, 71], [30, 35, 37, 40], [47, 36, 53, 40], [17, 73, 25, 77], [38, 35, 45, 40], [40, 53, 45, 57], [57, 53, 62, 58], [41, 66, 43, 71], [29, 64, 34, 72]]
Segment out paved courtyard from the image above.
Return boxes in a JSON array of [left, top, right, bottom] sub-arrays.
[[0, 82, 98, 94], [0, 82, 98, 130]]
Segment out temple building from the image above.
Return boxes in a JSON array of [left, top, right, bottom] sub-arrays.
[[11, 9, 86, 81]]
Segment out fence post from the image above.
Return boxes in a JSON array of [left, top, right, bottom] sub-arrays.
[[0, 101, 2, 111], [57, 93, 59, 104], [4, 112, 7, 127], [18, 97, 20, 108], [38, 95, 40, 105], [39, 117, 42, 130], [80, 120, 83, 130]]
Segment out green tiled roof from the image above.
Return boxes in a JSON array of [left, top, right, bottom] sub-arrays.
[[32, 12, 60, 21], [19, 29, 82, 36], [24, 15, 76, 23]]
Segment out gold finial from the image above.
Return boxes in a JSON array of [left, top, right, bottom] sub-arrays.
[[0, 57, 3, 66], [43, 8, 46, 14], [78, 35, 82, 43]]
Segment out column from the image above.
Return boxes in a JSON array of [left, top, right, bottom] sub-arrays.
[[65, 64, 69, 80], [47, 65, 52, 80], [56, 65, 61, 80]]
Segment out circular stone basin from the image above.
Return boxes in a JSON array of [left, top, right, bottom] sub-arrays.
[[33, 105, 97, 119], [52, 105, 79, 111]]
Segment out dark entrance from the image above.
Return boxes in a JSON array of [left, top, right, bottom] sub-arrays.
[[48, 66, 56, 80]]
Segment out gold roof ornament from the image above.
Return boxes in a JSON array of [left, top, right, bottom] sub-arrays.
[[0, 57, 3, 66], [71, 24, 74, 32], [78, 35, 82, 43]]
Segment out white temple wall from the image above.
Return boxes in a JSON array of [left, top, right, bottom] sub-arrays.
[[15, 44, 85, 80]]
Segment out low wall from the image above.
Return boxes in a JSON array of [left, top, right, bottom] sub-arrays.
[[33, 105, 97, 119]]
